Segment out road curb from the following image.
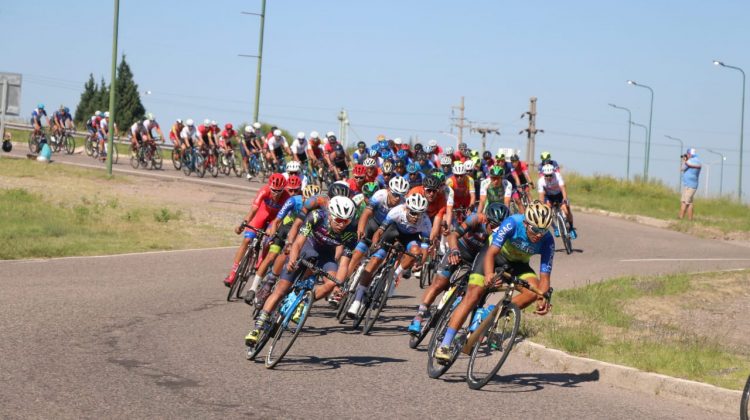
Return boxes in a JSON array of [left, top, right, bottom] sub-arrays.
[[517, 340, 741, 415], [572, 205, 672, 229]]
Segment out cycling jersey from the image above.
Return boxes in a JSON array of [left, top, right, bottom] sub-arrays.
[[324, 143, 347, 165], [266, 135, 285, 150], [180, 126, 199, 143], [407, 172, 424, 188], [299, 208, 358, 257], [381, 204, 432, 237], [170, 124, 184, 141], [491, 214, 554, 273], [446, 175, 475, 209], [144, 120, 159, 135], [407, 186, 453, 219], [512, 161, 530, 184], [98, 118, 109, 139], [436, 213, 492, 278], [276, 195, 304, 225], [537, 172, 564, 196], [352, 149, 368, 164], [53, 110, 72, 124], [245, 185, 290, 231], [30, 108, 47, 124], [367, 189, 401, 224], [130, 122, 147, 138], [290, 138, 308, 157], [307, 140, 324, 159], [297, 195, 329, 220], [480, 178, 513, 202], [347, 178, 364, 194], [375, 173, 393, 190], [87, 115, 102, 132]]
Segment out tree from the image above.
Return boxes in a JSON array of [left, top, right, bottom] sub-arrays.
[[114, 55, 145, 128], [74, 74, 97, 125], [96, 76, 110, 114]]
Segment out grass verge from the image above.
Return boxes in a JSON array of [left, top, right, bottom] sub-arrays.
[[521, 270, 750, 390]]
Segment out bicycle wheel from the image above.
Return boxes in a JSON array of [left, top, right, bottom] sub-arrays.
[[210, 160, 219, 177], [228, 247, 253, 302], [130, 150, 140, 169], [111, 145, 119, 164], [741, 374, 749, 420], [196, 155, 206, 178], [410, 284, 460, 349], [152, 145, 163, 170], [558, 212, 572, 255], [426, 300, 465, 379], [64, 135, 75, 154], [362, 266, 392, 335], [466, 303, 521, 390], [84, 136, 94, 156], [28, 133, 39, 153], [336, 265, 363, 323], [265, 289, 314, 369]]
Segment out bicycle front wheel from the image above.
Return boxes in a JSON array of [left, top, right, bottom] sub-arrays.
[[362, 267, 391, 335], [85, 137, 94, 156], [558, 212, 572, 255], [265, 290, 314, 369], [466, 303, 521, 390], [152, 145, 163, 169], [64, 135, 75, 154], [741, 374, 750, 420]]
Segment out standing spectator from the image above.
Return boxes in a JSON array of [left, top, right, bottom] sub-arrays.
[[679, 148, 702, 221]]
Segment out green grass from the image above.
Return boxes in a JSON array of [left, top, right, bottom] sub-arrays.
[[522, 270, 750, 390], [566, 172, 750, 233]]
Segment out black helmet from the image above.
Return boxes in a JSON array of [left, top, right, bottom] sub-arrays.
[[414, 143, 423, 152], [485, 203, 510, 226], [327, 182, 351, 198], [510, 154, 520, 162], [394, 160, 405, 168], [357, 141, 366, 148], [423, 174, 441, 190], [2, 140, 12, 153], [482, 151, 492, 159]]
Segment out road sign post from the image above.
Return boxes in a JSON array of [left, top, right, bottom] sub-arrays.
[[0, 72, 22, 143]]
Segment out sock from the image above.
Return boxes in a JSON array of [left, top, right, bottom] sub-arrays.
[[250, 275, 262, 292], [394, 265, 403, 278], [441, 327, 457, 348], [354, 284, 367, 302], [415, 304, 428, 322], [255, 311, 269, 328], [228, 262, 239, 281]]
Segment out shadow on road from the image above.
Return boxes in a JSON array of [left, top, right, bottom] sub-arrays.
[[259, 354, 408, 372], [438, 369, 600, 392]]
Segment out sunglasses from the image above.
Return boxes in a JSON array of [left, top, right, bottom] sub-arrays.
[[332, 217, 350, 224], [270, 188, 283, 194], [354, 176, 365, 180], [287, 188, 301, 194], [544, 175, 553, 178], [425, 188, 437, 194], [525, 222, 547, 235], [408, 210, 423, 217], [490, 176, 501, 180]]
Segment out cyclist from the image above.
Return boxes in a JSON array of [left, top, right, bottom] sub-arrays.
[[408, 203, 510, 334], [348, 164, 367, 194], [509, 154, 534, 213], [480, 151, 495, 178], [30, 104, 48, 137], [352, 141, 369, 164], [362, 157, 380, 183], [347, 193, 431, 316], [538, 151, 560, 175], [394, 160, 408, 178], [245, 195, 359, 346], [86, 111, 102, 138], [495, 153, 522, 187], [406, 162, 424, 188], [407, 174, 454, 254], [375, 160, 395, 189], [143, 113, 165, 143], [169, 118, 184, 144], [286, 182, 352, 247], [239, 127, 261, 179], [439, 156, 453, 177], [51, 105, 73, 138], [251, 122, 263, 137], [445, 162, 475, 223], [284, 160, 309, 188], [478, 165, 513, 213], [324, 134, 351, 180], [434, 201, 554, 362], [244, 175, 305, 303], [454, 143, 470, 162], [97, 111, 113, 160], [306, 131, 325, 174], [179, 119, 200, 156], [538, 164, 577, 239], [223, 174, 290, 288], [415, 153, 434, 175], [266, 129, 290, 171], [219, 123, 237, 156], [290, 132, 309, 166]]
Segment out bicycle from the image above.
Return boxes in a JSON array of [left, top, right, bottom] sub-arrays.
[[550, 201, 573, 255], [49, 128, 75, 154], [130, 141, 162, 170], [220, 148, 242, 177], [28, 130, 47, 154], [171, 143, 183, 170], [227, 224, 268, 302], [203, 146, 220, 178], [419, 244, 439, 289], [741, 374, 749, 420], [84, 133, 96, 156], [463, 271, 552, 390], [336, 255, 370, 324], [181, 147, 206, 178]]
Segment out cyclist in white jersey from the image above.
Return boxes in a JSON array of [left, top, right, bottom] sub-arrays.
[[537, 164, 576, 238]]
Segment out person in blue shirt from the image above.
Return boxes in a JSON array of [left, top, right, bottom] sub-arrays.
[[406, 162, 424, 187], [679, 148, 702, 221], [30, 104, 48, 137], [51, 106, 73, 138], [352, 141, 369, 164]]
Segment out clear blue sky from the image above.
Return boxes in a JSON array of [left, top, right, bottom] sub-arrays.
[[3, 0, 749, 199]]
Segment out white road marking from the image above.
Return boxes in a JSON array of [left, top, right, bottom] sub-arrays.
[[620, 258, 750, 262], [0, 246, 237, 264]]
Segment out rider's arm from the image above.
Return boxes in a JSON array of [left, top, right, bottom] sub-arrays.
[[357, 207, 373, 236], [286, 232, 307, 271], [483, 245, 501, 283], [537, 177, 546, 202]]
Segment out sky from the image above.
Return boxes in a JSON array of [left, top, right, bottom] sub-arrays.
[[2, 0, 749, 200]]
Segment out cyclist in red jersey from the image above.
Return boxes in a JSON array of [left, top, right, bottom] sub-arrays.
[[363, 158, 380, 183], [407, 174, 453, 244], [224, 174, 290, 287], [510, 153, 534, 213], [445, 162, 475, 223], [347, 165, 367, 194]]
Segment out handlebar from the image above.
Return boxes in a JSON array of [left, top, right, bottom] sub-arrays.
[[376, 241, 420, 260], [297, 258, 342, 286]]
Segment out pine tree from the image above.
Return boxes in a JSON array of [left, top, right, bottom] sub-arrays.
[[115, 55, 145, 128], [74, 74, 97, 125], [96, 77, 110, 115]]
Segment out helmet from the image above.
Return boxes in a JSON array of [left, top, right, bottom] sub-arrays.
[[489, 165, 505, 177], [38, 104, 45, 110], [104, 111, 110, 118], [286, 160, 301, 173], [452, 162, 466, 175], [458, 143, 468, 151], [368, 149, 378, 157], [363, 158, 377, 168], [376, 134, 386, 141], [445, 147, 454, 155], [424, 145, 434, 153], [64, 107, 70, 113], [326, 131, 335, 138], [59, 104, 65, 110], [428, 139, 437, 147], [416, 152, 427, 161], [357, 141, 366, 148], [176, 118, 183, 124], [310, 131, 320, 139], [525, 201, 553, 230], [407, 163, 419, 174], [423, 175, 441, 189], [328, 196, 356, 220], [327, 182, 351, 198], [382, 160, 394, 174], [302, 184, 320, 199], [389, 176, 410, 195], [397, 149, 408, 160], [252, 122, 261, 129], [95, 111, 101, 117], [328, 135, 337, 143], [483, 151, 492, 159], [268, 173, 287, 189], [540, 151, 552, 161], [353, 164, 367, 177], [405, 194, 428, 213], [210, 120, 217, 126], [362, 182, 379, 198], [186, 119, 194, 126], [687, 147, 697, 156], [287, 175, 302, 190], [146, 112, 154, 121], [463, 160, 475, 172], [510, 154, 520, 162], [470, 150, 479, 157], [378, 140, 389, 149], [204, 119, 211, 126], [542, 164, 555, 176], [296, 132, 305, 139], [485, 203, 510, 226], [414, 143, 423, 152], [273, 129, 282, 136], [244, 125, 253, 133], [394, 137, 403, 145], [497, 153, 506, 161], [380, 150, 392, 160], [394, 160, 406, 169], [433, 171, 446, 184], [440, 156, 452, 166], [2, 139, 11, 152], [225, 123, 233, 130]]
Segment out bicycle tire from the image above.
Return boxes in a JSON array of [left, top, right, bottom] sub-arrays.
[[227, 246, 253, 302], [171, 148, 182, 170], [152, 145, 163, 170], [419, 258, 429, 289], [409, 281, 462, 349], [196, 155, 206, 178], [336, 265, 363, 323], [210, 161, 219, 177], [84, 136, 94, 156], [741, 374, 749, 420], [265, 289, 314, 369], [64, 135, 75, 154], [557, 211, 572, 255], [130, 150, 140, 169], [362, 266, 392, 335], [246, 309, 279, 361], [235, 250, 258, 300], [426, 300, 465, 379], [28, 133, 39, 153], [466, 303, 521, 390]]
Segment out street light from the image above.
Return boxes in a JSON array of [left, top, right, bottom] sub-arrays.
[[713, 60, 745, 200], [665, 135, 684, 191], [706, 149, 726, 196], [608, 103, 632, 180], [627, 80, 655, 181]]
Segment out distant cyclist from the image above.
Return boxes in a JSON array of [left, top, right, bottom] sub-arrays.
[[537, 163, 576, 239]]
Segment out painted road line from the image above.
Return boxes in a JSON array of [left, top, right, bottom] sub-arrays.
[[620, 258, 750, 262], [0, 246, 237, 264]]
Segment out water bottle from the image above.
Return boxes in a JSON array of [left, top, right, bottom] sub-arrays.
[[468, 305, 496, 332]]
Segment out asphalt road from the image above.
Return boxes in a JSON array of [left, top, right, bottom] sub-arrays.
[[2, 212, 748, 418]]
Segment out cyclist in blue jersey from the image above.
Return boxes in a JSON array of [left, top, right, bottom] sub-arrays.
[[406, 162, 424, 188], [352, 141, 369, 165], [347, 194, 431, 316], [245, 196, 359, 345], [375, 160, 396, 189], [434, 201, 554, 363], [408, 203, 510, 334], [51, 106, 73, 138], [30, 104, 48, 137], [415, 152, 435, 175]]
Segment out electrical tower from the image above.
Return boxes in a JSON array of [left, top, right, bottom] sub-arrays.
[[337, 108, 349, 149], [471, 126, 500, 153], [519, 97, 544, 171], [451, 96, 467, 147]]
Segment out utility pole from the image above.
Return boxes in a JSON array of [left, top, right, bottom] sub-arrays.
[[240, 0, 266, 122], [519, 97, 543, 172], [471, 126, 500, 154], [106, 0, 120, 177], [337, 108, 349, 149], [451, 96, 467, 147]]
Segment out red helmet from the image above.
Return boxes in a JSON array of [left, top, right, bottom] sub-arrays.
[[400, 144, 410, 150], [268, 173, 287, 190], [352, 164, 366, 177], [225, 123, 233, 130], [287, 175, 302, 190]]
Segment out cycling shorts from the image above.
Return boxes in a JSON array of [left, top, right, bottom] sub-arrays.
[[268, 223, 292, 254], [544, 192, 563, 205], [467, 245, 536, 288], [354, 217, 382, 253], [436, 245, 476, 278], [372, 224, 425, 260], [279, 240, 338, 282]]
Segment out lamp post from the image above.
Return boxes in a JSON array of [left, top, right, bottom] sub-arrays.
[[608, 103, 632, 180], [707, 149, 726, 196], [627, 80, 655, 181], [665, 135, 684, 191], [631, 122, 648, 174], [713, 60, 745, 201]]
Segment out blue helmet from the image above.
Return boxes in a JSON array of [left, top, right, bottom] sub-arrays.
[[407, 162, 419, 174], [64, 107, 70, 113], [38, 103, 45, 110], [378, 140, 389, 149], [368, 148, 379, 157], [397, 149, 408, 160], [380, 150, 392, 160]]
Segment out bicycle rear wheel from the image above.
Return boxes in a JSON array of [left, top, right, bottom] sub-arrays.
[[741, 374, 749, 420], [196, 155, 206, 178], [171, 147, 182, 170], [246, 309, 279, 361], [265, 290, 314, 369], [84, 137, 94, 156], [152, 145, 163, 169], [228, 247, 253, 302], [64, 135, 75, 154], [28, 133, 39, 153], [426, 300, 465, 379], [466, 303, 521, 390], [410, 283, 460, 349], [557, 211, 572, 255], [362, 267, 391, 335]]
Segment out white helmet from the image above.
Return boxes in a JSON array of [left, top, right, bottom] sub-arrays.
[[273, 129, 282, 136], [176, 118, 182, 124], [328, 196, 356, 220], [440, 156, 452, 166], [388, 176, 410, 195], [186, 119, 194, 126], [445, 147, 454, 155], [203, 119, 211, 126], [94, 110, 101, 117], [210, 120, 217, 126], [452, 162, 466, 175], [326, 131, 335, 138], [296, 131, 305, 140], [146, 112, 154, 121], [310, 131, 320, 139], [363, 158, 377, 168], [104, 111, 110, 118], [244, 125, 253, 133], [542, 164, 555, 176], [464, 160, 475, 172], [394, 137, 403, 145], [252, 122, 261, 129], [428, 139, 437, 147], [286, 161, 301, 173], [424, 145, 434, 153], [405, 194, 428, 213]]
